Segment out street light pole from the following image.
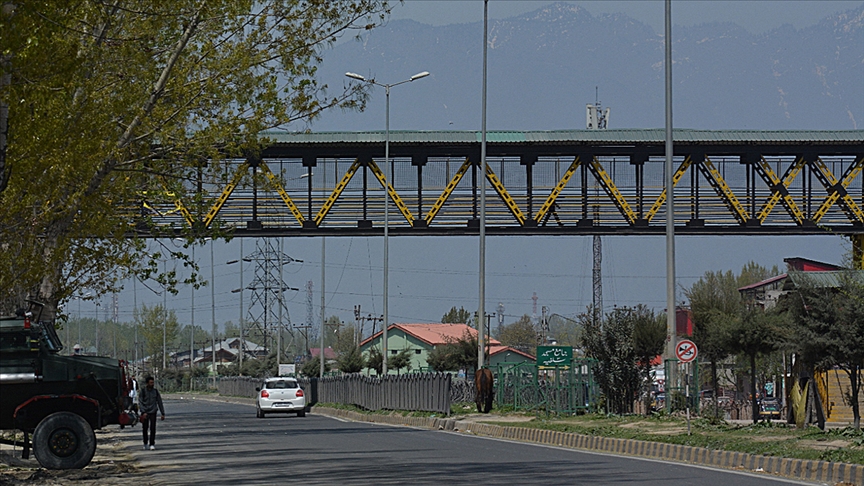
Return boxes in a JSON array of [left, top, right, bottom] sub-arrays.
[[211, 242, 217, 388], [478, 0, 488, 370], [345, 70, 429, 375], [664, 0, 678, 402]]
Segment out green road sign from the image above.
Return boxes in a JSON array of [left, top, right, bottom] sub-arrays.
[[537, 346, 573, 369]]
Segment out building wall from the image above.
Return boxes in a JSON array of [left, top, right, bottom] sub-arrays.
[[489, 351, 534, 367], [360, 329, 434, 374]]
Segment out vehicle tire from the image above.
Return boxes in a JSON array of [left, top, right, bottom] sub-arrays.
[[297, 410, 306, 418], [256, 406, 264, 418], [32, 412, 96, 470]]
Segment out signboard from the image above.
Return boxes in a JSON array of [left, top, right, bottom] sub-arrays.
[[537, 346, 573, 369], [278, 364, 296, 376], [675, 339, 698, 364]]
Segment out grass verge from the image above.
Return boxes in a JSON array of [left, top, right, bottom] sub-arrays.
[[482, 413, 864, 464]]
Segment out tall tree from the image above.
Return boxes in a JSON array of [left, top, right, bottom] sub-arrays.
[[632, 306, 666, 416], [336, 344, 364, 373], [729, 306, 781, 423], [426, 331, 477, 373], [685, 262, 776, 417], [498, 314, 537, 353], [783, 270, 864, 430], [136, 304, 179, 372], [441, 306, 472, 325], [389, 349, 413, 375], [0, 0, 390, 319], [581, 306, 641, 415]]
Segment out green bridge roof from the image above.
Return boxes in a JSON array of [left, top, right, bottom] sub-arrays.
[[262, 129, 864, 145]]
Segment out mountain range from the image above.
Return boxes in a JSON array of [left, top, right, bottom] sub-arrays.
[[310, 2, 864, 132]]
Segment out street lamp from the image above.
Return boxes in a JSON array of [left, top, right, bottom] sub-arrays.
[[344, 70, 429, 375]]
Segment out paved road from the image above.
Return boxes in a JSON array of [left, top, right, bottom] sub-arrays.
[[117, 398, 819, 486]]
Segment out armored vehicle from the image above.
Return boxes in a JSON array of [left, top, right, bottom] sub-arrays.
[[0, 303, 135, 469]]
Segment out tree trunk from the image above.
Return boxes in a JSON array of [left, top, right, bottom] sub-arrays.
[[711, 359, 719, 419], [750, 353, 759, 424], [849, 365, 861, 432]]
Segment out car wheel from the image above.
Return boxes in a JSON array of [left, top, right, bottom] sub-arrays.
[[256, 407, 264, 418], [297, 410, 306, 418], [32, 412, 96, 470]]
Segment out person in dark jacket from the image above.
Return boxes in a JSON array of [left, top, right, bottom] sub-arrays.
[[138, 376, 166, 450]]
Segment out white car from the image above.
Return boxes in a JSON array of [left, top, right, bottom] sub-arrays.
[[256, 377, 306, 418]]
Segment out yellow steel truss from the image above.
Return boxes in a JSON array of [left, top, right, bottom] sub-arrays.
[[587, 157, 637, 225], [812, 156, 864, 224], [534, 157, 582, 223], [202, 162, 249, 228], [259, 162, 306, 226], [754, 157, 805, 224], [156, 176, 195, 226], [424, 158, 470, 225], [699, 156, 749, 224], [368, 160, 415, 225], [484, 163, 526, 225], [314, 160, 361, 226], [645, 156, 693, 222]]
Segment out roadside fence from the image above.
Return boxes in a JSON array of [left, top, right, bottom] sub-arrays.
[[218, 373, 452, 415]]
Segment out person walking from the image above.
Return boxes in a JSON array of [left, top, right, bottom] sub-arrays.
[[138, 376, 166, 450]]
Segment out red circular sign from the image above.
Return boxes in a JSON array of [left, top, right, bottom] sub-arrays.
[[675, 339, 698, 363]]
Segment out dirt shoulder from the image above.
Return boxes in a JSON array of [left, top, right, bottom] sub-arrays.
[[0, 428, 151, 486]]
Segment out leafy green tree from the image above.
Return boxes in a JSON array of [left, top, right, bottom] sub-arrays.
[[336, 344, 365, 374], [498, 314, 537, 353], [782, 270, 864, 430], [389, 349, 413, 375], [685, 262, 776, 416], [223, 321, 240, 339], [426, 331, 478, 373], [547, 313, 582, 348], [632, 306, 666, 416], [301, 356, 331, 377], [441, 306, 473, 325], [137, 304, 179, 372], [729, 307, 782, 423], [366, 347, 383, 375], [0, 0, 391, 320], [581, 306, 641, 415]]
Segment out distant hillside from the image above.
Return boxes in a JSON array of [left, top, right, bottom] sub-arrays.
[[310, 2, 863, 132]]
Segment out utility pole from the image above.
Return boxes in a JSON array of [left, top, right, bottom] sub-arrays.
[[354, 305, 361, 346], [368, 314, 383, 339], [483, 313, 494, 366]]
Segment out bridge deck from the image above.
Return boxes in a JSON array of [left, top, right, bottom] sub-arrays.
[[135, 129, 864, 237]]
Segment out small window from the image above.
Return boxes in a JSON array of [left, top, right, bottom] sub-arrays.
[[391, 350, 398, 355], [265, 380, 296, 389], [415, 349, 421, 354]]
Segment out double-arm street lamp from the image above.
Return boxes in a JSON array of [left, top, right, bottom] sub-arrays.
[[344, 70, 429, 374]]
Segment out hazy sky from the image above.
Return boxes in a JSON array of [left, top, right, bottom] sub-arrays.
[[70, 0, 856, 349], [389, 1, 861, 34]]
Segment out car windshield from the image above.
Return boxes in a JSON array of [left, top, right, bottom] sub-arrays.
[[265, 380, 297, 389]]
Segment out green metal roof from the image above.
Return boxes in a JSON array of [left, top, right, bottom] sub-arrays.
[[261, 129, 864, 145], [787, 270, 864, 289]]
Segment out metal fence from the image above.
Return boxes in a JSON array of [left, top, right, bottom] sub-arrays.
[[495, 360, 599, 414], [217, 376, 259, 398], [450, 377, 475, 403], [218, 373, 452, 415]]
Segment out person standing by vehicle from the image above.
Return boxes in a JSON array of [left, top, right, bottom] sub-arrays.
[[138, 376, 165, 450]]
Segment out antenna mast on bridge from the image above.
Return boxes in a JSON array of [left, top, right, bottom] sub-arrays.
[[587, 87, 609, 324]]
